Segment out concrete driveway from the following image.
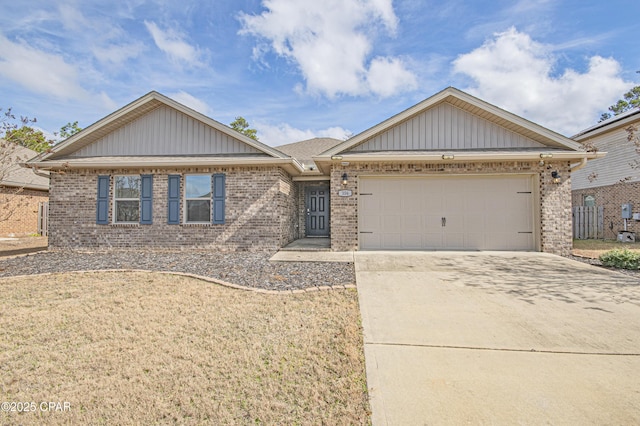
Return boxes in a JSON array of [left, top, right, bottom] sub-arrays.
[[355, 251, 640, 425]]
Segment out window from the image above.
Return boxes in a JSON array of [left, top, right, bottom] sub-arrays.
[[185, 175, 211, 223], [583, 195, 595, 207], [114, 175, 141, 223]]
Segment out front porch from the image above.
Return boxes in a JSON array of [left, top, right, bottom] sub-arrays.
[[281, 237, 331, 251]]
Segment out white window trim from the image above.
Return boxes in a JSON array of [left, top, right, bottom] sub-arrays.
[[113, 175, 141, 224], [183, 174, 212, 224]]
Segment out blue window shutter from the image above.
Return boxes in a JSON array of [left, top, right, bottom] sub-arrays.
[[167, 175, 180, 224], [96, 175, 110, 224], [140, 174, 153, 224], [212, 173, 225, 224]]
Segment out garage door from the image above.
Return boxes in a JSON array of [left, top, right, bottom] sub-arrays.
[[359, 175, 535, 250]]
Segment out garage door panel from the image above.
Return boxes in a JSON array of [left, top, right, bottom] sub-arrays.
[[382, 233, 403, 249], [403, 233, 423, 249], [464, 233, 484, 249], [360, 232, 380, 249], [359, 176, 535, 251], [382, 215, 402, 233], [424, 214, 443, 232], [403, 215, 422, 232], [423, 233, 443, 248], [382, 192, 403, 213], [444, 232, 465, 249]]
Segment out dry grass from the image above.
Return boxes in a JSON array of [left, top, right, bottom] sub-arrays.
[[573, 239, 640, 259], [0, 272, 369, 425]]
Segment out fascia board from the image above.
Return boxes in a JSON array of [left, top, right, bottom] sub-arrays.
[[573, 112, 640, 141], [314, 151, 604, 164], [25, 156, 305, 173]]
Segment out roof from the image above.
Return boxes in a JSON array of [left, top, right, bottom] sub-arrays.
[[313, 87, 599, 173], [0, 142, 48, 191], [275, 137, 344, 170], [572, 107, 640, 140], [26, 91, 303, 175], [571, 108, 640, 190]]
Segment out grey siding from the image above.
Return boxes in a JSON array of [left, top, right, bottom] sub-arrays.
[[572, 125, 640, 190], [348, 102, 546, 152], [70, 106, 264, 157]]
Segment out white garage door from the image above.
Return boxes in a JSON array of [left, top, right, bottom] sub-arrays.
[[359, 175, 535, 250]]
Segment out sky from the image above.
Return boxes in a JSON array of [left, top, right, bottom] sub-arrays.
[[1, 0, 639, 146]]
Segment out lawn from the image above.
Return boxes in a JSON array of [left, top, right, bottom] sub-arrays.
[[573, 239, 640, 259], [0, 272, 370, 425]]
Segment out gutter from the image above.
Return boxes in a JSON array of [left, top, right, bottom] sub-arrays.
[[570, 157, 588, 172], [315, 151, 604, 164], [23, 156, 305, 174]]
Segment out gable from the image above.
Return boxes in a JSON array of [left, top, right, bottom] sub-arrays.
[[346, 102, 546, 153], [67, 105, 265, 158], [572, 119, 640, 190]]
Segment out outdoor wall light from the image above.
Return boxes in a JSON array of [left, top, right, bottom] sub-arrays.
[[551, 171, 561, 184], [442, 154, 455, 160], [540, 153, 553, 159], [341, 172, 348, 187], [331, 155, 343, 160]]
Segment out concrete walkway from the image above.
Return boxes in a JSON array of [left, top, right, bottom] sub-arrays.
[[355, 251, 640, 425]]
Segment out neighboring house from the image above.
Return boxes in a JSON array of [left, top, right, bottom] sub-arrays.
[[572, 107, 640, 238], [25, 88, 598, 255], [0, 142, 49, 236]]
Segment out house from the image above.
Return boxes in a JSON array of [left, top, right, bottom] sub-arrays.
[[0, 142, 49, 236], [25, 87, 599, 255], [571, 107, 640, 238]]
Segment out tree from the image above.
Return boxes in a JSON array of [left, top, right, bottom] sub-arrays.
[[230, 116, 258, 141], [4, 126, 53, 153], [599, 81, 640, 122], [59, 121, 82, 139]]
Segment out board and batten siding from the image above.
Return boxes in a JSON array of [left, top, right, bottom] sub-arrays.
[[572, 125, 640, 190], [348, 102, 546, 152], [70, 106, 265, 157]]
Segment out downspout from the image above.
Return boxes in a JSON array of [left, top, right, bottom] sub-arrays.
[[19, 162, 52, 179], [570, 157, 588, 172]]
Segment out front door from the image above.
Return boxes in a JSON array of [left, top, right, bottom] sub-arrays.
[[306, 186, 330, 237]]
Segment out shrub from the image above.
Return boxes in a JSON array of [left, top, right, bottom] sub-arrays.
[[599, 248, 640, 270]]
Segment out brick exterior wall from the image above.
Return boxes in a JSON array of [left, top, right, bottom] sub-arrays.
[[48, 166, 296, 251], [572, 181, 640, 239], [0, 187, 48, 236], [330, 160, 573, 256]]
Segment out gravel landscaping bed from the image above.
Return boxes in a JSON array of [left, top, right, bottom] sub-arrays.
[[0, 250, 355, 291]]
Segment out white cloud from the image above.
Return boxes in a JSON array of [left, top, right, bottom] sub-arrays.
[[367, 56, 417, 97], [239, 0, 416, 98], [168, 91, 213, 116], [144, 20, 203, 66], [255, 122, 351, 146], [453, 27, 632, 135], [92, 42, 144, 65], [0, 34, 90, 101]]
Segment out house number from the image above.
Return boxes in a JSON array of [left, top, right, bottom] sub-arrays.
[[338, 190, 352, 197]]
